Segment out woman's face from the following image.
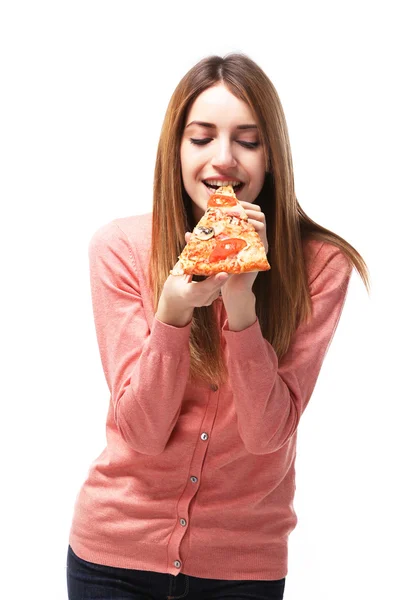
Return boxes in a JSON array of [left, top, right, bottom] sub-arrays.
[[180, 83, 266, 222]]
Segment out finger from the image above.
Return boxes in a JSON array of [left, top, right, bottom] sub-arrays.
[[214, 272, 230, 287], [200, 272, 229, 292], [239, 201, 261, 212], [170, 260, 185, 276], [221, 272, 232, 283], [244, 209, 265, 221], [189, 274, 227, 307], [205, 289, 221, 305], [185, 232, 192, 244], [248, 218, 264, 230], [188, 271, 229, 289], [211, 291, 222, 303]]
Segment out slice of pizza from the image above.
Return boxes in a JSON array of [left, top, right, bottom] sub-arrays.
[[171, 185, 271, 276]]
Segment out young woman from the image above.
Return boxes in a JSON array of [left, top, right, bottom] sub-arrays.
[[66, 53, 369, 600]]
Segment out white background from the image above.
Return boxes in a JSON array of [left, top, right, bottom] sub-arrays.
[[1, 1, 399, 599]]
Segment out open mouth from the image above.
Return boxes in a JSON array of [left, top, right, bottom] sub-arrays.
[[203, 180, 244, 193]]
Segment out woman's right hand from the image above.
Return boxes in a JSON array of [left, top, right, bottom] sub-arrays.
[[156, 265, 230, 327]]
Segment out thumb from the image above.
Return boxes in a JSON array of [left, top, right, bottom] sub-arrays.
[[213, 272, 230, 288], [185, 232, 192, 244]]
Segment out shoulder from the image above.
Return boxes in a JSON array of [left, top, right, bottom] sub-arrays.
[[302, 238, 352, 289], [89, 212, 153, 254], [87, 213, 153, 292]]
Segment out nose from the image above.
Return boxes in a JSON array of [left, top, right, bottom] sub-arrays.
[[210, 140, 237, 169]]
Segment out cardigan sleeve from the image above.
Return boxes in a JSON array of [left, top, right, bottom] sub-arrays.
[[88, 221, 191, 455], [222, 242, 352, 455]]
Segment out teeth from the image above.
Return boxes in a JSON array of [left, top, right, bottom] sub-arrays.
[[204, 179, 242, 187]]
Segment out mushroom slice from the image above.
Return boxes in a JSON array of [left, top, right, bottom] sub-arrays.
[[193, 226, 215, 240]]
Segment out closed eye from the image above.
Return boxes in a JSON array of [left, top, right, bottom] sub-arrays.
[[238, 141, 260, 149], [189, 138, 260, 149], [189, 138, 212, 145]]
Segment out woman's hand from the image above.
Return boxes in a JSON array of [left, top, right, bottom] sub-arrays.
[[156, 264, 229, 327]]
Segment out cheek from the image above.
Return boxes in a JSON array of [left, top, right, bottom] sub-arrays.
[[249, 155, 266, 186], [180, 155, 193, 192], [179, 146, 187, 175], [180, 146, 200, 179]]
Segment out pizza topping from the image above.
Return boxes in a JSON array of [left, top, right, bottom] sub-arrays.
[[208, 195, 238, 208], [211, 221, 226, 236], [193, 225, 214, 240], [208, 238, 247, 262]]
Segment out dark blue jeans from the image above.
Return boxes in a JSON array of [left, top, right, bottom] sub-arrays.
[[67, 545, 286, 599]]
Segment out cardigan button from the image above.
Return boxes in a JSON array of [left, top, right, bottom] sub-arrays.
[[210, 384, 219, 391], [180, 518, 187, 527], [190, 476, 198, 483], [174, 560, 181, 568], [200, 433, 209, 441]]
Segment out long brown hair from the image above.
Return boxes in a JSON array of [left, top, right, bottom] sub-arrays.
[[149, 53, 369, 387]]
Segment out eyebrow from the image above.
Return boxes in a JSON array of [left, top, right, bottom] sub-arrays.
[[185, 121, 258, 130]]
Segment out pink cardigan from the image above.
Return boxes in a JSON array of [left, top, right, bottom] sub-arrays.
[[68, 212, 352, 581]]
